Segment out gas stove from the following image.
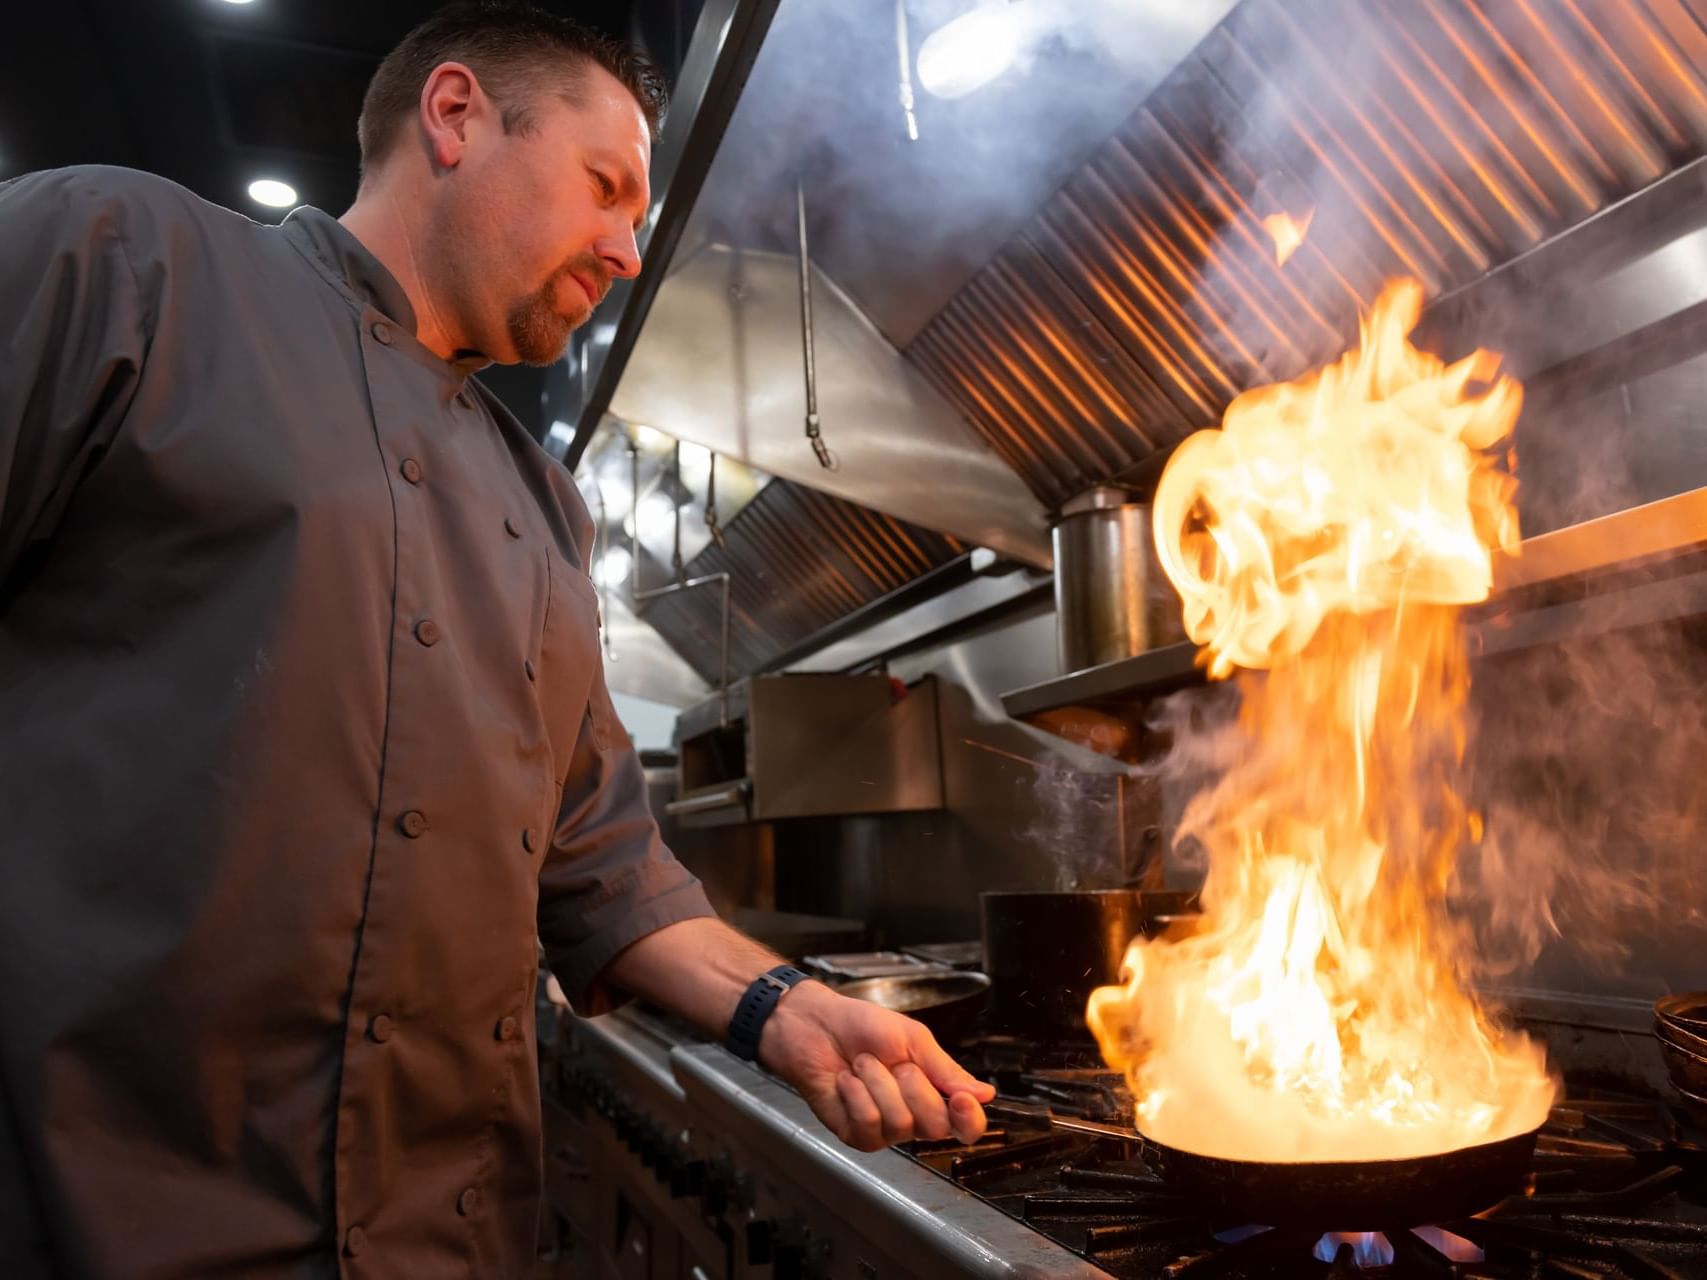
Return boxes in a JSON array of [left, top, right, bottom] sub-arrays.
[[901, 1035, 1707, 1279], [544, 1005, 1706, 1279]]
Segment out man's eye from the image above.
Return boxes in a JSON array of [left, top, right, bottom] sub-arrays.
[[594, 172, 616, 199]]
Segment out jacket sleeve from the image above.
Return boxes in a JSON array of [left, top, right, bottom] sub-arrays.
[[0, 169, 148, 588], [536, 667, 718, 1016]]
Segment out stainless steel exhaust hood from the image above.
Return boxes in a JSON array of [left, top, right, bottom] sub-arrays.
[[583, 0, 1707, 696]]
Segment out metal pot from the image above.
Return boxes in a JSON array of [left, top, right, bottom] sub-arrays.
[[836, 971, 991, 1042], [979, 889, 1195, 1035], [1051, 487, 1186, 674]]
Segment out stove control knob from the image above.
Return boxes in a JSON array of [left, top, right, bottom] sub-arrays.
[[701, 1171, 731, 1218], [745, 1218, 774, 1266], [670, 1160, 706, 1199]]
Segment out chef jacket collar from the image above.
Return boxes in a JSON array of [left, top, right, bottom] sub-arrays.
[[281, 206, 493, 381]]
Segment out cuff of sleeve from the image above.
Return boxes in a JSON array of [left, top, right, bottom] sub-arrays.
[[542, 865, 716, 1017]]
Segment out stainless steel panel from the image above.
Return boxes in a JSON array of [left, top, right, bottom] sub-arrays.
[[635, 478, 970, 685], [747, 674, 943, 820], [610, 244, 1052, 567], [784, 569, 1052, 675], [599, 592, 712, 709], [669, 1043, 1112, 1280]]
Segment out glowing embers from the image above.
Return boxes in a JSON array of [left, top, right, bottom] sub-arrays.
[[1261, 208, 1314, 266], [1087, 278, 1554, 1164]]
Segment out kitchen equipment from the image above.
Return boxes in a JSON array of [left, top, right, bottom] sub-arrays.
[[1051, 487, 1185, 675], [1658, 1035, 1707, 1096], [1676, 1083, 1707, 1129], [836, 972, 991, 1041], [800, 951, 943, 982], [669, 673, 943, 827], [1657, 992, 1707, 1044], [1137, 1127, 1542, 1227], [900, 940, 985, 970], [979, 889, 1196, 1034]]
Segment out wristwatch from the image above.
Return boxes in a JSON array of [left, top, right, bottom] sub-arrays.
[[726, 964, 811, 1062]]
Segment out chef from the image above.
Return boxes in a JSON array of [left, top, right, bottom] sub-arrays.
[[0, 4, 992, 1276]]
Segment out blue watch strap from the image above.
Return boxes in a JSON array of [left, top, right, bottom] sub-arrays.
[[726, 964, 811, 1062]]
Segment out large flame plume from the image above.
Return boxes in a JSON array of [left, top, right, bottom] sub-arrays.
[[1087, 279, 1555, 1162]]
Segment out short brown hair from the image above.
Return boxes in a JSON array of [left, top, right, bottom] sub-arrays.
[[357, 2, 668, 179]]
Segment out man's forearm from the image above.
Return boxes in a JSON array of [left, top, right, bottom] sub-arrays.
[[603, 915, 784, 1037]]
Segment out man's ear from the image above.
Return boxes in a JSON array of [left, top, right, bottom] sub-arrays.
[[419, 61, 480, 172]]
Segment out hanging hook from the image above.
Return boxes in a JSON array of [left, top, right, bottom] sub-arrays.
[[796, 179, 837, 471]]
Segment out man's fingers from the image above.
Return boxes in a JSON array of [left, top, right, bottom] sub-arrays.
[[835, 1070, 886, 1151], [908, 1023, 998, 1102], [806, 1077, 854, 1146], [892, 1062, 951, 1141], [852, 1054, 915, 1144], [948, 1090, 988, 1146]]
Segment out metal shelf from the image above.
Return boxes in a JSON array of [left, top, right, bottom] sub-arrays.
[[1001, 486, 1707, 719]]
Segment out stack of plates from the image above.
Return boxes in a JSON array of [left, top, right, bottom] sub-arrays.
[[1653, 992, 1707, 1126]]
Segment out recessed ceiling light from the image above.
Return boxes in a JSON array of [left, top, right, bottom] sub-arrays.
[[248, 178, 297, 208], [220, 0, 258, 6]]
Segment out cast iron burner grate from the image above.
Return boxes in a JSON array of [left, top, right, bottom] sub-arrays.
[[902, 1052, 1707, 1279]]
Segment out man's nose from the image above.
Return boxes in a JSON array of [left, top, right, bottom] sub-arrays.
[[598, 224, 641, 281]]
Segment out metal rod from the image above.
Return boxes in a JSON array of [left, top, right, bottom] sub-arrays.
[[671, 440, 684, 583], [796, 180, 833, 470], [704, 450, 724, 547], [895, 0, 919, 141], [629, 441, 732, 727]]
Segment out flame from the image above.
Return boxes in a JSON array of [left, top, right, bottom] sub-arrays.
[[1087, 279, 1554, 1163], [1261, 208, 1314, 266]]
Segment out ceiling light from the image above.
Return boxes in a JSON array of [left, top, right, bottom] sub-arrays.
[[247, 178, 297, 208], [631, 424, 672, 453], [630, 491, 678, 542], [917, 2, 1025, 100], [219, 0, 258, 5], [594, 547, 632, 588]]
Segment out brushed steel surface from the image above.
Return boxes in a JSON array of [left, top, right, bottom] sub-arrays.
[[610, 244, 1052, 567], [670, 1041, 1113, 1279], [636, 477, 970, 685]]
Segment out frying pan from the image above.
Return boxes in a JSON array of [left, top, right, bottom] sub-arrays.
[[1137, 1126, 1541, 1226]]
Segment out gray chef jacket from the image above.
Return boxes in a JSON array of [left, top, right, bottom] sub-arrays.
[[0, 165, 715, 1279]]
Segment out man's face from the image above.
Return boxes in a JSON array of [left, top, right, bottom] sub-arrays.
[[436, 64, 651, 366]]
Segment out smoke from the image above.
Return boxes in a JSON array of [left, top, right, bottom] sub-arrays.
[[1020, 755, 1124, 890], [1461, 616, 1707, 988], [683, 0, 1237, 345]]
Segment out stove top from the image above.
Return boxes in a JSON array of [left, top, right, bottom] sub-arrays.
[[902, 1038, 1707, 1279]]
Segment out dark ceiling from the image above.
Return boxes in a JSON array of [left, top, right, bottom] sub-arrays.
[[0, 0, 701, 438], [0, 0, 697, 216]]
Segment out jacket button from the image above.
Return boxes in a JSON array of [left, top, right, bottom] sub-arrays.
[[369, 1013, 394, 1043], [496, 1015, 519, 1042], [456, 1187, 479, 1217], [398, 809, 427, 838], [504, 516, 521, 539], [414, 618, 440, 647], [370, 321, 392, 345], [524, 658, 536, 682], [400, 457, 423, 485], [344, 1225, 368, 1256], [522, 827, 538, 853]]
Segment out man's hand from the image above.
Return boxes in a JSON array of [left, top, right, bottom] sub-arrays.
[[758, 979, 995, 1151]]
